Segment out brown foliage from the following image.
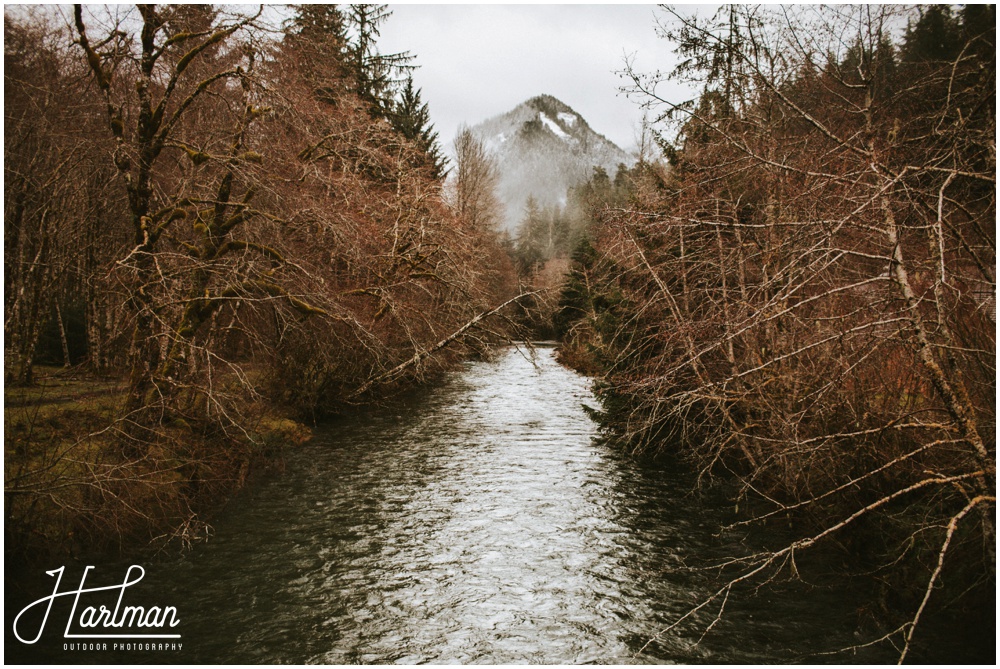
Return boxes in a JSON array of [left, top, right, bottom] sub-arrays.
[[4, 5, 523, 554], [570, 5, 995, 659]]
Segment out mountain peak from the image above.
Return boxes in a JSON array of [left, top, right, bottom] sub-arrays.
[[523, 94, 575, 115], [468, 95, 632, 230]]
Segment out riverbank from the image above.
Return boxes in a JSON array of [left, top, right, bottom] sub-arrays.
[[549, 337, 996, 664], [4, 365, 313, 561]]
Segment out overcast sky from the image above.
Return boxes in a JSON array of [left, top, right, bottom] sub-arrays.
[[378, 4, 696, 153]]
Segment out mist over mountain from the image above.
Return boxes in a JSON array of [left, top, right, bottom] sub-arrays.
[[467, 95, 633, 230]]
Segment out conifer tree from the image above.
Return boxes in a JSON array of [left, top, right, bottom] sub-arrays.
[[902, 4, 960, 62], [344, 4, 414, 116], [392, 76, 447, 179], [289, 3, 347, 46], [285, 4, 349, 103], [514, 197, 545, 271]]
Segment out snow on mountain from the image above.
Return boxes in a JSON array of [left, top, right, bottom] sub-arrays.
[[539, 112, 571, 140], [556, 112, 578, 127], [466, 94, 633, 231]]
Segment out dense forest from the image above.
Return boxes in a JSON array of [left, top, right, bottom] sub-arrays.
[[5, 4, 525, 554], [554, 5, 995, 661]]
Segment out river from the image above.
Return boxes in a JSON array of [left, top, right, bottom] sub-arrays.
[[7, 345, 982, 664]]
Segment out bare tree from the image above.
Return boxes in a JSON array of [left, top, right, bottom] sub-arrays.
[[556, 4, 996, 660], [449, 126, 505, 233], [7, 5, 525, 554], [4, 15, 112, 384]]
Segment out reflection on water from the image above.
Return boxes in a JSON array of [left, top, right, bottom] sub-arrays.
[[8, 346, 941, 663]]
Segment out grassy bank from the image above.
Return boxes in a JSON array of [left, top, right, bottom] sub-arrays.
[[4, 366, 312, 560]]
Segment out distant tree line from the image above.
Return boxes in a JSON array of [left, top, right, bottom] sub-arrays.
[[510, 163, 623, 273], [555, 5, 994, 661], [503, 160, 658, 338]]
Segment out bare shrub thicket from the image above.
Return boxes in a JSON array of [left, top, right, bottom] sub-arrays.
[[5, 5, 523, 552], [561, 5, 994, 659]]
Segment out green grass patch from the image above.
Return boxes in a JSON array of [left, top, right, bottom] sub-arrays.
[[5, 366, 311, 559]]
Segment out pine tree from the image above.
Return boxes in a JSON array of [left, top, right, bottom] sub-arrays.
[[514, 197, 545, 272], [285, 5, 349, 104], [902, 5, 960, 62], [391, 76, 447, 179], [344, 4, 414, 116], [553, 238, 600, 339]]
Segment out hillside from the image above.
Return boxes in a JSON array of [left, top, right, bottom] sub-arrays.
[[468, 94, 633, 230]]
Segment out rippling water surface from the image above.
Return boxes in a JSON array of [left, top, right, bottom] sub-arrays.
[[12, 346, 972, 664]]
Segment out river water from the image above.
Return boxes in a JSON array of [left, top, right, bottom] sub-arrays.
[[7, 346, 980, 664]]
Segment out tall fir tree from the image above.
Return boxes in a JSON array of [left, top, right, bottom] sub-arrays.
[[285, 5, 350, 104], [391, 76, 446, 179], [344, 4, 414, 116], [902, 4, 960, 62]]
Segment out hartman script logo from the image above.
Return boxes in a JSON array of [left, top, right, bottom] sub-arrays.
[[13, 566, 181, 644]]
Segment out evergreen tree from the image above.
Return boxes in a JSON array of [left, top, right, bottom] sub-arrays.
[[391, 76, 447, 179], [514, 197, 545, 272], [344, 4, 414, 116], [553, 238, 600, 339], [665, 5, 754, 116], [959, 4, 996, 64], [285, 5, 349, 103], [550, 205, 571, 254], [902, 5, 960, 62]]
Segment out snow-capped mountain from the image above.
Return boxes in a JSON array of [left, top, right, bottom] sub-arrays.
[[468, 95, 633, 231]]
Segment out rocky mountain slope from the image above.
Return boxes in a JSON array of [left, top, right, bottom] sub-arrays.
[[468, 94, 633, 230]]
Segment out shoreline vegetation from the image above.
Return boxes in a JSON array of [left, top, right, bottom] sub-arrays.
[[4, 4, 994, 663], [5, 363, 313, 560], [549, 5, 995, 661], [5, 4, 532, 561]]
